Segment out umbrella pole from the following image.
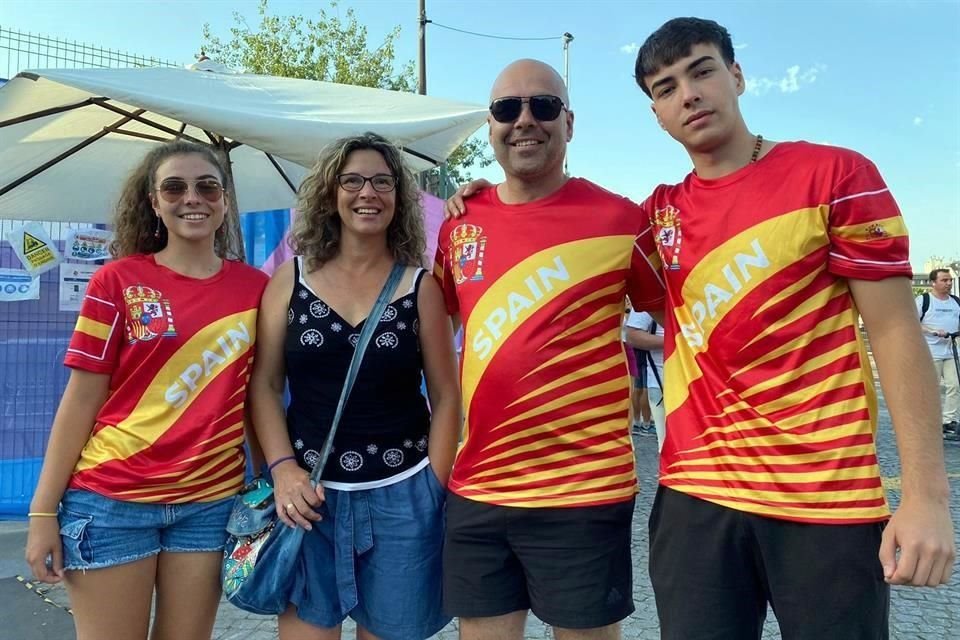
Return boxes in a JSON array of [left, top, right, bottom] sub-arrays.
[[215, 139, 246, 262]]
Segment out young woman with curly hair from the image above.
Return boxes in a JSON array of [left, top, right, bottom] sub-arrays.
[[249, 132, 460, 640], [25, 140, 268, 640]]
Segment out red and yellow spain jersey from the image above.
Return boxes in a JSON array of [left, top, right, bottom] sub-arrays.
[[435, 179, 665, 508], [646, 142, 911, 524], [64, 254, 268, 503]]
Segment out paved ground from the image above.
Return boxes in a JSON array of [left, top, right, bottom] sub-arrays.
[[3, 388, 960, 639]]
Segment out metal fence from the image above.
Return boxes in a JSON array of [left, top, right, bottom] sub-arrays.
[[0, 27, 180, 515], [0, 26, 177, 79], [0, 220, 105, 513]]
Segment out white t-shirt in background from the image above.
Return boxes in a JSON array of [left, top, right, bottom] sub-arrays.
[[917, 294, 960, 360], [626, 310, 664, 390]]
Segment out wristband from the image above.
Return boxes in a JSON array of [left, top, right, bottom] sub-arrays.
[[267, 455, 297, 473], [27, 512, 58, 517]]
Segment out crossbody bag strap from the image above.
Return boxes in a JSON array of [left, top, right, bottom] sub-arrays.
[[645, 321, 664, 401], [647, 351, 664, 403], [309, 262, 406, 483]]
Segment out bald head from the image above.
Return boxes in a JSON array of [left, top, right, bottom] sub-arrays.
[[486, 58, 573, 201], [490, 59, 569, 105]]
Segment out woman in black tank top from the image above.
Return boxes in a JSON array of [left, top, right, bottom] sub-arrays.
[[248, 133, 460, 639]]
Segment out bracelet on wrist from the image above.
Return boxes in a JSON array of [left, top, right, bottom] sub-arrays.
[[267, 455, 297, 474], [27, 512, 59, 518]]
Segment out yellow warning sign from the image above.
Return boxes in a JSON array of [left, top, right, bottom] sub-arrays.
[[22, 230, 57, 270], [23, 232, 46, 254], [5, 222, 62, 275], [22, 245, 57, 270]]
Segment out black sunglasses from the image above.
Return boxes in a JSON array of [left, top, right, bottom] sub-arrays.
[[489, 95, 566, 123]]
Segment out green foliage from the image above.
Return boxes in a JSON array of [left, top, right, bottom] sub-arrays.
[[201, 0, 489, 185], [440, 137, 493, 187]]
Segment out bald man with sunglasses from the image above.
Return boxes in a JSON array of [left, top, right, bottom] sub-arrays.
[[432, 59, 665, 640]]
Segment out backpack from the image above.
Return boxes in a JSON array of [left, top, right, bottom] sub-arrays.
[[919, 292, 960, 322]]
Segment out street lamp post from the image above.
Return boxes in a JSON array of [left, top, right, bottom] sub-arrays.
[[562, 32, 574, 175]]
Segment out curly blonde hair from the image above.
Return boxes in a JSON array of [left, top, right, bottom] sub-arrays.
[[291, 132, 426, 271], [110, 140, 243, 260]]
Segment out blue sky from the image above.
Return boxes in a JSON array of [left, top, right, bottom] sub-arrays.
[[3, 0, 958, 270]]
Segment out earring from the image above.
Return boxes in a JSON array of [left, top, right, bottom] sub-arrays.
[[154, 216, 162, 239]]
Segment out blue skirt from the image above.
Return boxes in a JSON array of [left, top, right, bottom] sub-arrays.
[[289, 463, 450, 640]]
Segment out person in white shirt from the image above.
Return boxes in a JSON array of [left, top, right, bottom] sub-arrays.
[[917, 269, 960, 436], [623, 307, 653, 436], [625, 310, 666, 451]]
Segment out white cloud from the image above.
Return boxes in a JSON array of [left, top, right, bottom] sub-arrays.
[[913, 116, 924, 126], [746, 64, 826, 96], [620, 43, 639, 54], [734, 43, 749, 50]]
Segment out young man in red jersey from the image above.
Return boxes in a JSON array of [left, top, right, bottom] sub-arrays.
[[634, 17, 954, 639], [434, 59, 666, 640]]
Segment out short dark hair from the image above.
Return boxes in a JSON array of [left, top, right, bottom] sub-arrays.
[[634, 17, 735, 98], [930, 268, 952, 282]]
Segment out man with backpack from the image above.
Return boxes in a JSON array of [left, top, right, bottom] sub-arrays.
[[917, 268, 960, 437]]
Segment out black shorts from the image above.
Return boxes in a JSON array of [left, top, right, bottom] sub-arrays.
[[443, 493, 636, 629], [649, 486, 889, 640]]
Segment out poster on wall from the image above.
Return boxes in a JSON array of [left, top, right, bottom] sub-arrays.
[[59, 263, 99, 312], [0, 268, 40, 302], [65, 228, 113, 261], [4, 222, 62, 276]]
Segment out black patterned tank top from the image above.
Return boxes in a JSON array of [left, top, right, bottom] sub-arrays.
[[284, 257, 431, 485]]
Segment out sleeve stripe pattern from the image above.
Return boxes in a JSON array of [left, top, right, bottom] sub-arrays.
[[634, 240, 666, 289], [830, 216, 907, 241], [66, 296, 120, 363], [85, 295, 117, 308], [827, 253, 912, 267], [75, 316, 113, 340], [828, 187, 889, 206], [825, 163, 911, 281]]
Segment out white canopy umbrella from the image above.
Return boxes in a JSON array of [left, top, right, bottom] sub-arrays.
[[0, 65, 487, 223]]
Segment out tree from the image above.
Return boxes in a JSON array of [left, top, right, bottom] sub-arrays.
[[201, 0, 490, 188], [925, 256, 960, 275]]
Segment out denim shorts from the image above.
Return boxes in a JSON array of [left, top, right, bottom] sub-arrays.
[[289, 462, 450, 640], [58, 488, 234, 571]]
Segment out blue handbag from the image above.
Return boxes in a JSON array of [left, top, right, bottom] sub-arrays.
[[221, 262, 406, 614]]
